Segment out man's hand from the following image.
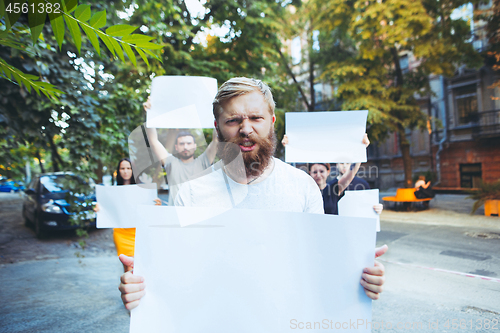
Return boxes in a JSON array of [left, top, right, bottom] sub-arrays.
[[361, 244, 388, 300], [362, 133, 370, 148], [282, 134, 289, 146], [118, 255, 146, 310], [373, 203, 383, 215], [143, 97, 151, 114]]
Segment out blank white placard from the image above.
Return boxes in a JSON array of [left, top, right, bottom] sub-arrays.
[[95, 184, 157, 228], [338, 189, 380, 232], [285, 111, 368, 163], [147, 76, 218, 129], [130, 208, 376, 333]]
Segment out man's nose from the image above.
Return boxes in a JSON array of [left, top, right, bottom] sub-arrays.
[[239, 119, 253, 136]]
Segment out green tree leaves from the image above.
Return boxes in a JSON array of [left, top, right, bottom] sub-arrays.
[[0, 58, 63, 99], [106, 24, 137, 37], [89, 10, 105, 29], [0, 0, 163, 100]]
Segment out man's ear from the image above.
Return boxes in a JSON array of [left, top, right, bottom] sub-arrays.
[[214, 120, 217, 129], [272, 114, 276, 124]]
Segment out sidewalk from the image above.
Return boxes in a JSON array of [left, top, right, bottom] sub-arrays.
[[380, 193, 500, 230]]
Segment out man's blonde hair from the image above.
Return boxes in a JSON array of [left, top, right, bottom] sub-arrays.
[[213, 77, 275, 120]]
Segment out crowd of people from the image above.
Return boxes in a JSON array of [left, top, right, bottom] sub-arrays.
[[96, 77, 388, 312]]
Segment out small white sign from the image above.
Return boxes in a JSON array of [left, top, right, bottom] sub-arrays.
[[285, 111, 368, 163], [339, 189, 380, 232], [95, 184, 158, 228]]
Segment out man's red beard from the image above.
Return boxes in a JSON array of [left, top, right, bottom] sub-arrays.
[[217, 128, 277, 178]]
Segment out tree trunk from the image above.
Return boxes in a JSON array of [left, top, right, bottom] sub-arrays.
[[35, 150, 45, 174], [398, 130, 413, 188], [92, 61, 103, 184], [309, 46, 315, 111], [46, 134, 64, 172], [275, 44, 311, 111], [391, 47, 413, 187], [95, 159, 103, 184]]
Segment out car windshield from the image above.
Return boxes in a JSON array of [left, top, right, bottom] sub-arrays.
[[40, 175, 84, 193]]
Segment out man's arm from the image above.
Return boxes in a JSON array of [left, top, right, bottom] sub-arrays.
[[143, 98, 170, 166], [145, 127, 170, 166], [204, 128, 219, 164]]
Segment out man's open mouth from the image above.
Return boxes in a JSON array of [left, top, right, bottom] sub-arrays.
[[239, 141, 256, 152]]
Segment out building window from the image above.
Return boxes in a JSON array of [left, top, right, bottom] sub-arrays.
[[455, 86, 478, 124], [460, 163, 482, 188]]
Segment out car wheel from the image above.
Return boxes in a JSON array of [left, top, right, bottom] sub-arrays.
[[22, 206, 31, 227], [34, 215, 46, 239]]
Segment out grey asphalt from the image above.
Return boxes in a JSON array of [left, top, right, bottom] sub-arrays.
[[1, 257, 129, 333], [1, 192, 499, 333]]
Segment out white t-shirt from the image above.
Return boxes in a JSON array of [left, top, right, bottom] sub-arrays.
[[175, 158, 324, 214]]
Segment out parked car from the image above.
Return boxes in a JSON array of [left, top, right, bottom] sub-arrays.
[[22, 172, 96, 239], [0, 179, 25, 192]]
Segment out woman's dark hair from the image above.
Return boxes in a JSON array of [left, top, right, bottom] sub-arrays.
[[308, 163, 331, 172], [116, 158, 136, 185]]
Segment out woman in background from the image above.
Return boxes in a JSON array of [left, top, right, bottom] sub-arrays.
[[96, 158, 161, 272], [414, 175, 435, 199], [282, 133, 382, 215], [309, 162, 383, 215]]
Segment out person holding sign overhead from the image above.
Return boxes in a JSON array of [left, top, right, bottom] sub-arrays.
[[142, 97, 219, 205]]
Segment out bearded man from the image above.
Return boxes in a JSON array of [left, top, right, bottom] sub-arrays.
[[118, 77, 387, 309]]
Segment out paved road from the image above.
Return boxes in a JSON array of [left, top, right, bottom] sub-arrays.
[[373, 221, 500, 332], [1, 193, 499, 332]]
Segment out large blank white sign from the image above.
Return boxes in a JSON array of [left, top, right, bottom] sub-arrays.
[[130, 208, 376, 332], [285, 111, 368, 163]]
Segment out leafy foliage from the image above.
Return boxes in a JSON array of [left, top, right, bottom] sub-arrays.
[[0, 0, 162, 99], [485, 0, 500, 99]]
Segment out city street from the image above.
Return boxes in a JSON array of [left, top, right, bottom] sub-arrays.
[[1, 192, 499, 332]]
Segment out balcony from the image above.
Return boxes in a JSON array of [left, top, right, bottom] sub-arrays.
[[471, 109, 500, 138]]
